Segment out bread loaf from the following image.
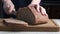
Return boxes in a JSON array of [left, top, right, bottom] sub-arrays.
[[16, 6, 49, 24]]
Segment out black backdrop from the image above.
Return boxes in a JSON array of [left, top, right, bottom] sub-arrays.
[[41, 0, 60, 19]]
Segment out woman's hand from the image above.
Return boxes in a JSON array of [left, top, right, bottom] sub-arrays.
[[28, 0, 48, 16], [3, 0, 16, 14]]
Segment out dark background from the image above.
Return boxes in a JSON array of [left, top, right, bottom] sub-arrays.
[[0, 0, 60, 19], [40, 0, 60, 19]]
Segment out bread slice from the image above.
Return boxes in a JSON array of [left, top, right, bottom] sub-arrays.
[[3, 18, 28, 27]]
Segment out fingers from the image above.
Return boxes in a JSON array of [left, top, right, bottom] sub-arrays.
[[35, 5, 47, 16], [40, 7, 46, 15], [3, 0, 16, 15], [29, 4, 47, 16], [4, 5, 15, 14], [36, 5, 40, 13], [28, 0, 47, 16], [9, 5, 16, 14]]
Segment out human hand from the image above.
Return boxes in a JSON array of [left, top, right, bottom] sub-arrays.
[[3, 0, 16, 14], [28, 0, 48, 16]]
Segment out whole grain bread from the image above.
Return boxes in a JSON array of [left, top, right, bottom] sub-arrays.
[[16, 6, 49, 24]]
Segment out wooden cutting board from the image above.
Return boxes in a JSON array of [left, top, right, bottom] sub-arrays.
[[0, 18, 59, 32]]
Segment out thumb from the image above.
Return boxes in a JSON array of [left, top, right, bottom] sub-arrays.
[[9, 6, 13, 13], [12, 8, 16, 15], [36, 5, 40, 13], [9, 6, 16, 14], [12, 8, 16, 12]]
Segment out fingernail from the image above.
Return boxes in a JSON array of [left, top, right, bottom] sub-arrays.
[[42, 14, 46, 16]]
